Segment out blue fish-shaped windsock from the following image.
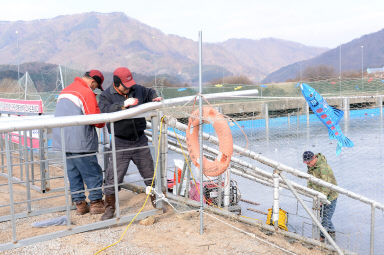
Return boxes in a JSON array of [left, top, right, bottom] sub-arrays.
[[299, 83, 354, 155]]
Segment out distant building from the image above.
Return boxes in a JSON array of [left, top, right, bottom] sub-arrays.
[[367, 66, 384, 74]]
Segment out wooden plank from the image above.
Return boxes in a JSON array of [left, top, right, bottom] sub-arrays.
[[247, 208, 267, 215], [240, 198, 260, 206]]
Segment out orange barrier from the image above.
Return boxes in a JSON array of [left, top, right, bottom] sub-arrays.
[[186, 106, 233, 177]]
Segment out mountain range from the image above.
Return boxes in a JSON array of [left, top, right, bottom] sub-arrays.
[[263, 29, 384, 82], [0, 12, 327, 83]]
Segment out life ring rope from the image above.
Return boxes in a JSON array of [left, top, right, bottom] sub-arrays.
[[198, 95, 249, 151], [186, 106, 234, 177]]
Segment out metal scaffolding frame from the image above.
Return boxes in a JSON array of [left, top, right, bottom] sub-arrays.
[[0, 90, 381, 254]]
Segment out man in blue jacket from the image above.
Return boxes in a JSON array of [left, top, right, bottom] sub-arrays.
[[99, 67, 162, 220]]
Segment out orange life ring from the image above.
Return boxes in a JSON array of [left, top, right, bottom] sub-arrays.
[[186, 106, 233, 177]]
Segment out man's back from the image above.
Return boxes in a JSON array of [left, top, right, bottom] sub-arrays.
[[52, 78, 99, 153]]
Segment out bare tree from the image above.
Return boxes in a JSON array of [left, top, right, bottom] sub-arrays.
[[209, 75, 253, 85], [301, 65, 336, 81]]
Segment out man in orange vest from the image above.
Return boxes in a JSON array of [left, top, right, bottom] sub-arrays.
[[53, 70, 105, 215]]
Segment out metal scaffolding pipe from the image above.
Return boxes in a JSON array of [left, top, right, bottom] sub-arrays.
[[272, 170, 280, 228], [198, 31, 204, 235], [150, 131, 329, 203], [166, 119, 384, 211], [165, 193, 356, 255], [0, 90, 258, 133], [279, 174, 344, 255], [370, 203, 375, 255], [159, 128, 328, 201]]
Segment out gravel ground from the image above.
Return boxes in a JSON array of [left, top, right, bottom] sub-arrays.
[[0, 174, 332, 255], [1, 203, 331, 255]]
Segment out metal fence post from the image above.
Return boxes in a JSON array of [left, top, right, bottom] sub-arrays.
[[39, 129, 49, 192], [18, 131, 23, 181], [312, 196, 321, 239], [109, 122, 121, 218], [102, 126, 110, 172], [60, 128, 72, 228], [272, 169, 280, 229], [224, 167, 231, 209], [370, 203, 375, 255], [306, 101, 310, 127], [44, 129, 50, 190], [1, 132, 4, 173], [343, 97, 350, 121], [263, 103, 270, 146], [29, 130, 35, 186], [185, 159, 191, 199], [160, 113, 168, 191], [23, 131, 31, 213], [279, 173, 344, 255], [287, 113, 291, 126], [96, 127, 103, 170], [217, 173, 222, 208], [5, 133, 17, 242], [8, 131, 13, 176], [151, 114, 163, 209], [296, 110, 300, 126], [177, 160, 188, 196]]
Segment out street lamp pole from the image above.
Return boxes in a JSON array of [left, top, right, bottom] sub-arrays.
[[361, 45, 364, 91], [339, 45, 342, 96], [151, 36, 157, 88]]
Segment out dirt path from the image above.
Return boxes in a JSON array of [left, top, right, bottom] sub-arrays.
[[0, 155, 331, 255]]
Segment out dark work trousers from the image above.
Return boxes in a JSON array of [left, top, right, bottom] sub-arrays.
[[104, 134, 155, 195]]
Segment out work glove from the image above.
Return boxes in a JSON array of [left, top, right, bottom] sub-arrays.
[[123, 98, 138, 108], [152, 97, 162, 102]]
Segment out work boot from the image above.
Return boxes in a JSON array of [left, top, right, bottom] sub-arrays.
[[75, 200, 89, 215], [328, 231, 336, 241], [150, 194, 157, 208], [90, 199, 105, 214], [101, 194, 116, 220]]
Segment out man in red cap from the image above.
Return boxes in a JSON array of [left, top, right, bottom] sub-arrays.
[[99, 67, 162, 220], [52, 70, 106, 216]]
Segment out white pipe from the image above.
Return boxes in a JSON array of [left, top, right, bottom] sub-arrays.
[[224, 168, 230, 208], [279, 174, 344, 255], [147, 126, 329, 202], [165, 193, 356, 255], [272, 170, 280, 227], [166, 118, 384, 211], [0, 89, 258, 133], [198, 30, 204, 235]]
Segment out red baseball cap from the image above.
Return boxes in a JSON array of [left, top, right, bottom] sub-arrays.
[[86, 70, 104, 91], [113, 67, 136, 88]]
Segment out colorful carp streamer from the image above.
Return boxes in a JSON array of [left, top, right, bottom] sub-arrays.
[[299, 83, 354, 155]]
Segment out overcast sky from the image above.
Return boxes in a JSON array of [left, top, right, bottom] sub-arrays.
[[1, 0, 384, 48]]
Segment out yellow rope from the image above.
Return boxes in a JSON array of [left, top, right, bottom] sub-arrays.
[[94, 116, 165, 255], [96, 115, 261, 254]]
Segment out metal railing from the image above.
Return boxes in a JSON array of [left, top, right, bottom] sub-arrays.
[[0, 89, 380, 254]]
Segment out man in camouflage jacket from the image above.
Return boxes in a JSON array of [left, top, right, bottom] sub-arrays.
[[303, 151, 338, 241]]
